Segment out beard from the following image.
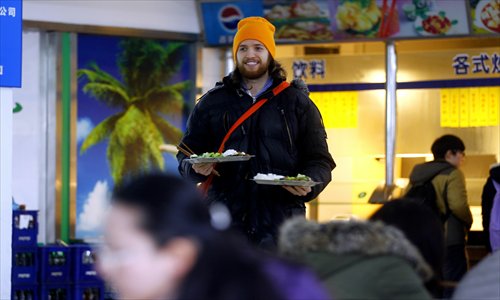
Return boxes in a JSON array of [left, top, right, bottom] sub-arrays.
[[237, 58, 270, 80]]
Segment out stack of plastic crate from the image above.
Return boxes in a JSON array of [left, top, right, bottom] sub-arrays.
[[11, 209, 39, 300], [39, 244, 71, 299], [70, 244, 105, 299]]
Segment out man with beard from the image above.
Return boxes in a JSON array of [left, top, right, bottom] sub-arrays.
[[177, 16, 335, 250]]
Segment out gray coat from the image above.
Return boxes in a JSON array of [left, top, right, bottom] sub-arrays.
[[279, 218, 433, 300], [453, 250, 500, 300]]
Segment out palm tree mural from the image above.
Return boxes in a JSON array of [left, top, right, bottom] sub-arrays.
[[78, 38, 190, 184]]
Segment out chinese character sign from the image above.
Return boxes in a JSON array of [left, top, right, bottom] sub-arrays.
[[292, 59, 326, 80], [452, 52, 500, 76], [0, 0, 22, 87]]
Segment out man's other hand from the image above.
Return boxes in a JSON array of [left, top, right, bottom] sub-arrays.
[[282, 185, 312, 196], [192, 163, 215, 176]]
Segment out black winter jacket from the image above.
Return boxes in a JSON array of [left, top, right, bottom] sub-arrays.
[[481, 163, 500, 251], [177, 75, 335, 246]]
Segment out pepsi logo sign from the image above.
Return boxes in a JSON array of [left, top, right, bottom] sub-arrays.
[[219, 5, 243, 32]]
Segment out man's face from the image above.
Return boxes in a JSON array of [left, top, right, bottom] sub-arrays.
[[446, 150, 465, 168], [236, 39, 270, 80]]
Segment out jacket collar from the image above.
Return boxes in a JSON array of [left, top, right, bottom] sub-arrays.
[[221, 73, 283, 101]]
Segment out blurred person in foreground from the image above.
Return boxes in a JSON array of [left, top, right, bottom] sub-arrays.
[[405, 134, 472, 294], [96, 173, 330, 300], [452, 250, 500, 300], [278, 217, 433, 300], [177, 16, 335, 250], [370, 199, 446, 298]]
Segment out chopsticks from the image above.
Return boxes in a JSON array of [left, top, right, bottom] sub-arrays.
[[179, 142, 196, 156], [177, 144, 194, 157], [177, 142, 220, 177]]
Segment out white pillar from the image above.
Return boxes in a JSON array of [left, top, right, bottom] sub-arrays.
[[225, 47, 234, 76], [385, 41, 397, 187], [0, 88, 13, 299]]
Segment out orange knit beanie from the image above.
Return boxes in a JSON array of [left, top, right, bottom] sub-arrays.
[[232, 16, 276, 59]]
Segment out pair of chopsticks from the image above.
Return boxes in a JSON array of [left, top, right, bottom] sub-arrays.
[[177, 142, 196, 158], [177, 142, 220, 177]]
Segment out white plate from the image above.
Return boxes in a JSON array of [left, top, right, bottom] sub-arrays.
[[475, 0, 500, 33], [414, 11, 458, 36], [252, 179, 321, 187], [185, 155, 254, 164]]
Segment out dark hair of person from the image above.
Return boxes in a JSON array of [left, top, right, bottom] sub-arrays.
[[431, 134, 465, 159], [112, 173, 285, 300], [369, 199, 445, 298], [229, 58, 287, 88], [112, 173, 213, 246]]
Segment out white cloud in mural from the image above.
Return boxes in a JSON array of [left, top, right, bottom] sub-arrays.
[[78, 180, 110, 232], [77, 118, 94, 144]]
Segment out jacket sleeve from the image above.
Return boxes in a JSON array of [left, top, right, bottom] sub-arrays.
[[177, 100, 216, 183], [296, 95, 336, 201], [447, 169, 473, 229]]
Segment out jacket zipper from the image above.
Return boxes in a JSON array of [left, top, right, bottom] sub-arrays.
[[281, 109, 293, 152]]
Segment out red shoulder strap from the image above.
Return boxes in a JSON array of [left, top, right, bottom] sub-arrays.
[[201, 81, 290, 196], [217, 81, 290, 153]]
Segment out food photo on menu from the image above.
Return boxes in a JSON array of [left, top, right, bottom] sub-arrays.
[[325, 0, 470, 39], [331, 0, 387, 38], [263, 0, 334, 41], [470, 0, 500, 34], [396, 0, 470, 37]]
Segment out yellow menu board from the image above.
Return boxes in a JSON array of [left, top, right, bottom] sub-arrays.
[[310, 91, 358, 128], [488, 87, 500, 126], [441, 87, 500, 128], [469, 88, 480, 127], [440, 89, 451, 127], [459, 88, 470, 127]]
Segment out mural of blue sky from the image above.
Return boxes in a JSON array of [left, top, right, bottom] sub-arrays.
[[77, 180, 110, 234], [76, 34, 195, 239], [77, 117, 94, 144]]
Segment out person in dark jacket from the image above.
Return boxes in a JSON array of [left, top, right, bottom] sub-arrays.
[[97, 174, 331, 300], [481, 163, 500, 252], [370, 199, 446, 298], [177, 16, 335, 249], [405, 134, 472, 298]]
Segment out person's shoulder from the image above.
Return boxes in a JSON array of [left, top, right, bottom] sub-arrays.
[[279, 80, 316, 112], [199, 82, 226, 100], [289, 78, 310, 96], [448, 167, 464, 178], [196, 82, 231, 109], [453, 251, 500, 300], [417, 161, 456, 175]]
